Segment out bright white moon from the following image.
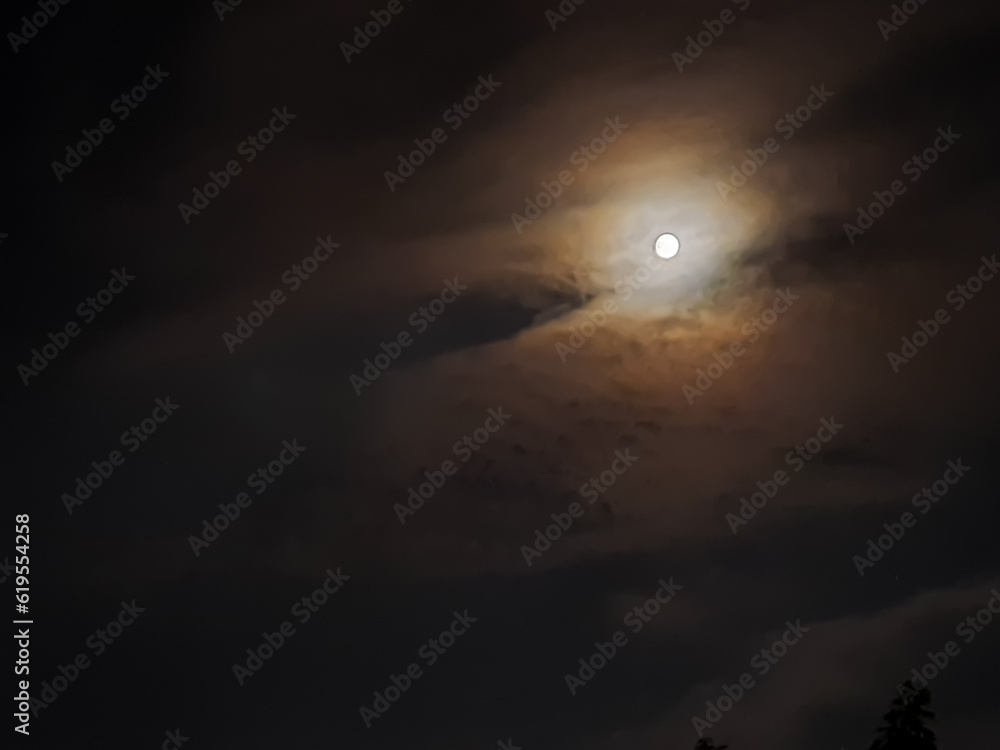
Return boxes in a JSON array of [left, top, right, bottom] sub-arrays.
[[654, 232, 681, 260]]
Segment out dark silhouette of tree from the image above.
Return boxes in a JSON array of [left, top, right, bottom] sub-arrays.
[[694, 739, 728, 750], [869, 680, 936, 750]]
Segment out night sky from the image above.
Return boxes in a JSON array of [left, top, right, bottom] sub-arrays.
[[4, 0, 1000, 748]]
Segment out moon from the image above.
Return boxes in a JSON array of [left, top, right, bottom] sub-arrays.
[[654, 232, 681, 260]]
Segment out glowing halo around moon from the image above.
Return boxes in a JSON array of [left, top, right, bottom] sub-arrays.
[[654, 232, 680, 260], [523, 123, 777, 319]]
